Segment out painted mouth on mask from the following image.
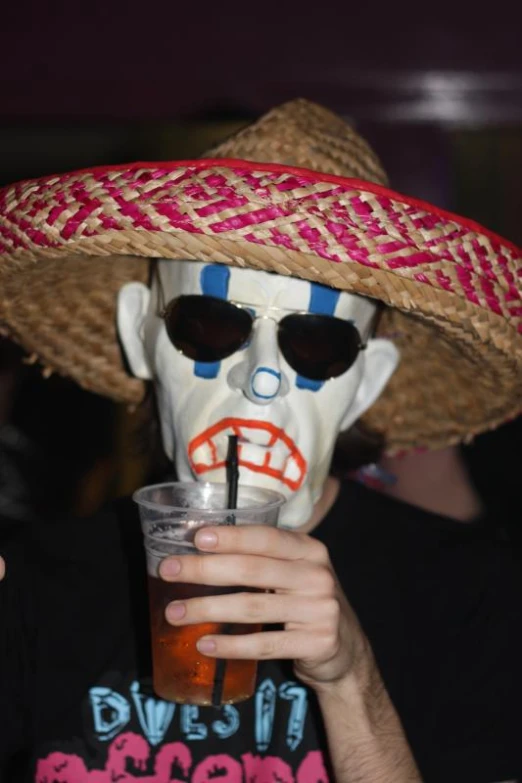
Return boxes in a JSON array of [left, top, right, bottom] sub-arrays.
[[188, 417, 307, 491]]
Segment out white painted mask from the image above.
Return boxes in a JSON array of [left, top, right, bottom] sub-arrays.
[[118, 260, 398, 528]]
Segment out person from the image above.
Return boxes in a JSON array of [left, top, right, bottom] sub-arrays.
[[0, 98, 521, 783]]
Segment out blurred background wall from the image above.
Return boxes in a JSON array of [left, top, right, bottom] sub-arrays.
[[1, 0, 521, 528]]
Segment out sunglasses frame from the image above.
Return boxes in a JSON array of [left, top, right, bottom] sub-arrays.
[[152, 262, 381, 381]]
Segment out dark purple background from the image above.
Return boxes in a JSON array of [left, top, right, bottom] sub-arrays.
[[1, 3, 521, 240], [2, 1, 521, 122]]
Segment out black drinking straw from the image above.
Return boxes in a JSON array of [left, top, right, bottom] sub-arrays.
[[224, 435, 239, 526], [211, 435, 239, 706]]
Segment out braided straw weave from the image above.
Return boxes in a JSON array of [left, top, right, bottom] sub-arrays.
[[0, 99, 521, 451]]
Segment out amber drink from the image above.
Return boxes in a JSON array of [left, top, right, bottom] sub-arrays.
[[133, 482, 284, 705]]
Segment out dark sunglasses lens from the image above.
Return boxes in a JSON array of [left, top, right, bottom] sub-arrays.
[[279, 314, 361, 380], [165, 296, 252, 362]]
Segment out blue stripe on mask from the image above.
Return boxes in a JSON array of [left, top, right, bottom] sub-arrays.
[[194, 265, 231, 379], [296, 283, 340, 391]]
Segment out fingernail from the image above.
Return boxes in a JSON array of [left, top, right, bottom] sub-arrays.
[[196, 638, 216, 654], [196, 530, 218, 549], [166, 602, 186, 621], [160, 558, 181, 579]]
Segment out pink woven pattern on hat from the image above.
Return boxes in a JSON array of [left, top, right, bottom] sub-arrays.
[[0, 159, 520, 332]]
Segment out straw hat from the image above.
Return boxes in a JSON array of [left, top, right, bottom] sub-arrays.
[[0, 99, 521, 452]]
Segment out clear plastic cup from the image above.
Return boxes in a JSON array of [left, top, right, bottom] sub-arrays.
[[133, 481, 284, 705]]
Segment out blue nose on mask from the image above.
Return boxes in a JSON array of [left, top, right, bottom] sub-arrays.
[[251, 366, 282, 400]]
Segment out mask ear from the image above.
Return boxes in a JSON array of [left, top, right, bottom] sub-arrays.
[[340, 338, 400, 429], [117, 282, 153, 380]]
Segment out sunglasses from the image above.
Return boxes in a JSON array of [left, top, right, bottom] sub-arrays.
[[160, 294, 368, 382]]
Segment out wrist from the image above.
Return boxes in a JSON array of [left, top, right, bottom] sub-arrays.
[[313, 633, 375, 702], [312, 637, 421, 780], [315, 641, 392, 734]]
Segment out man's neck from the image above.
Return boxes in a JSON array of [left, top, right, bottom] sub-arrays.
[[379, 446, 483, 522]]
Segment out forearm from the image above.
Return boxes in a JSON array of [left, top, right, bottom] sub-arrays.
[[316, 649, 422, 783]]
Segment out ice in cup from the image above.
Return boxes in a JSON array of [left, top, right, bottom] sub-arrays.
[[133, 481, 284, 706]]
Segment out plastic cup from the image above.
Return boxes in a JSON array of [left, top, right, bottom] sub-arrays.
[[133, 481, 284, 705]]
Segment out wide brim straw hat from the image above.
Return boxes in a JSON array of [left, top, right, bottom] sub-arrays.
[[1, 98, 521, 452]]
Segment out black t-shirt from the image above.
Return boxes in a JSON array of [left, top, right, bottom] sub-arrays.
[[1, 479, 521, 782]]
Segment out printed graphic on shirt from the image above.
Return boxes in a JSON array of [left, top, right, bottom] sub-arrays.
[[35, 675, 330, 782]]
